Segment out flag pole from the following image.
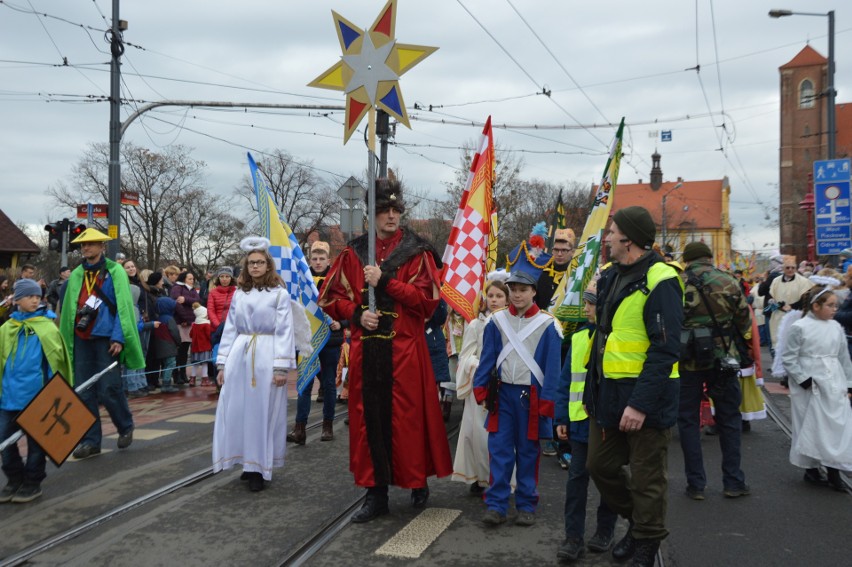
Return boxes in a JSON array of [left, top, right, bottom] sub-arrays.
[[367, 106, 377, 313]]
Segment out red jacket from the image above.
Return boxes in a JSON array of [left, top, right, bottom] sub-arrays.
[[207, 285, 235, 328], [190, 322, 213, 353]]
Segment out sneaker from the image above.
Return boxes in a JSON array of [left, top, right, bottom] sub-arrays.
[[686, 485, 705, 500], [803, 468, 829, 486], [481, 509, 506, 526], [587, 530, 613, 553], [469, 482, 485, 496], [557, 452, 572, 470], [72, 444, 101, 460], [11, 484, 42, 503], [161, 386, 180, 393], [117, 429, 133, 449], [612, 530, 636, 562], [723, 485, 751, 498], [515, 511, 536, 526], [542, 441, 558, 456], [127, 390, 147, 399], [0, 482, 21, 503], [557, 537, 584, 561]]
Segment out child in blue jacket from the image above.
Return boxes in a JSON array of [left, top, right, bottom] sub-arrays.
[[0, 280, 72, 503]]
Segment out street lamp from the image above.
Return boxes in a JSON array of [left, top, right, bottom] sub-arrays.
[[770, 9, 836, 158], [661, 181, 684, 253]]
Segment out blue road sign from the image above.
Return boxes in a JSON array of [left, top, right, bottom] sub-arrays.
[[661, 130, 672, 142], [813, 158, 852, 254]]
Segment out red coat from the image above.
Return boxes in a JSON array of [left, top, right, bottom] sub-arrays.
[[320, 228, 452, 488], [207, 285, 235, 329], [190, 321, 213, 353]]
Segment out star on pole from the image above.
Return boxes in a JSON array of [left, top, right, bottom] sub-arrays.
[[307, 0, 438, 144]]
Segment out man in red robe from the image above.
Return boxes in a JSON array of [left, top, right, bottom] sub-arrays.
[[319, 179, 452, 523]]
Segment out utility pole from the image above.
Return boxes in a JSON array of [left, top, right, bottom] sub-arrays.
[[107, 0, 125, 259]]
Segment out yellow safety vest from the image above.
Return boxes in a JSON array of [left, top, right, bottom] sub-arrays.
[[569, 329, 593, 422], [602, 262, 682, 379]]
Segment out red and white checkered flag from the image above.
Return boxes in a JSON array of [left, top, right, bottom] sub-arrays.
[[441, 116, 496, 322]]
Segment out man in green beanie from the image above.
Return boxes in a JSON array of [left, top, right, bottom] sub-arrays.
[[584, 205, 683, 566], [678, 241, 753, 501]]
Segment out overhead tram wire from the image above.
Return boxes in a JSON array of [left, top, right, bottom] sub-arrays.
[[505, 0, 610, 125], [454, 0, 609, 150], [21, 0, 107, 96]]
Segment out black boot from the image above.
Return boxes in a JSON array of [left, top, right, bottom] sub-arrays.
[[351, 487, 389, 523], [630, 538, 660, 567], [411, 485, 430, 508], [827, 467, 846, 492], [612, 528, 636, 562], [557, 537, 584, 561], [286, 422, 306, 445]]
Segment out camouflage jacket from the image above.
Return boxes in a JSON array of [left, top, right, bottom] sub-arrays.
[[681, 259, 753, 371]]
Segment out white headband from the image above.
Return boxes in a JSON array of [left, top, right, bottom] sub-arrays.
[[808, 275, 841, 304]]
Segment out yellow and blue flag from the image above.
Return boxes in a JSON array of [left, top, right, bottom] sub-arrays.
[[247, 152, 331, 394]]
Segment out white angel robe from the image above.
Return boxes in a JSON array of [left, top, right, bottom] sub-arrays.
[[452, 315, 491, 485], [213, 286, 296, 480], [781, 313, 852, 472]]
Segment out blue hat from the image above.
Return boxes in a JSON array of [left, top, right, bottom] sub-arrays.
[[13, 278, 42, 301], [506, 271, 537, 288]]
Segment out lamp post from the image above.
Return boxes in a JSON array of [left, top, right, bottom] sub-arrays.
[[660, 181, 684, 253], [770, 9, 836, 158]]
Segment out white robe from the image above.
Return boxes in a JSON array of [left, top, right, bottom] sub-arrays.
[[213, 287, 296, 480], [768, 274, 812, 348], [781, 313, 852, 471], [452, 315, 490, 485]]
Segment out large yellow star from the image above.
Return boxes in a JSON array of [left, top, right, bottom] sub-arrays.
[[308, 0, 438, 144]]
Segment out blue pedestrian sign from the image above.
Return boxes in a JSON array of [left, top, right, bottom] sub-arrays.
[[814, 158, 852, 255], [661, 130, 672, 142]]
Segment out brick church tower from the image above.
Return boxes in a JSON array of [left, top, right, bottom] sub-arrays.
[[779, 45, 851, 259]]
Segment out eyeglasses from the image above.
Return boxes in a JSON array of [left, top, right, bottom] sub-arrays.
[[552, 248, 572, 254], [248, 260, 267, 267]]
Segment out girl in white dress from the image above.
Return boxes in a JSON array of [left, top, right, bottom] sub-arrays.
[[781, 283, 852, 491], [213, 237, 296, 492], [452, 279, 509, 493]]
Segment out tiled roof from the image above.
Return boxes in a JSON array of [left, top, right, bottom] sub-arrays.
[[780, 45, 826, 69], [611, 180, 726, 230], [0, 209, 39, 253]]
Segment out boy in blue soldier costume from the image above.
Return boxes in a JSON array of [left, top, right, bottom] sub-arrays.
[[473, 270, 561, 526], [0, 279, 73, 503], [555, 284, 617, 561]]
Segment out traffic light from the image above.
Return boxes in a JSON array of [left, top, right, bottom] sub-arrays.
[[44, 222, 61, 251], [68, 223, 86, 250]]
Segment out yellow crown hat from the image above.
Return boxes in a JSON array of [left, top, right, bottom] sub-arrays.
[[70, 228, 113, 244]]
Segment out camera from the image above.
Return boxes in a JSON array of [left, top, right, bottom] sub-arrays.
[[717, 356, 740, 379], [76, 305, 98, 331]]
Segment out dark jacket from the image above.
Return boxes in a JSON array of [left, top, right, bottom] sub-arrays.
[[152, 297, 181, 360], [170, 282, 201, 326], [584, 252, 683, 429], [535, 261, 570, 310], [425, 299, 450, 383], [312, 266, 349, 348]]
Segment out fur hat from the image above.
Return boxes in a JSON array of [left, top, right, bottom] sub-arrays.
[[682, 242, 713, 263], [13, 278, 41, 301], [612, 206, 656, 250], [369, 178, 405, 213]]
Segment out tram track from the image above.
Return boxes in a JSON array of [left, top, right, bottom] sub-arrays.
[[278, 419, 463, 567], [0, 412, 348, 567]]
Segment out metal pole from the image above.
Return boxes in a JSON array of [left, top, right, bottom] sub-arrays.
[[60, 218, 69, 268], [106, 0, 122, 259], [367, 108, 377, 313], [661, 195, 667, 252], [377, 110, 389, 177], [827, 10, 836, 159]]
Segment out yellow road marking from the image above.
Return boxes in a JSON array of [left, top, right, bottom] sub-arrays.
[[374, 508, 461, 559]]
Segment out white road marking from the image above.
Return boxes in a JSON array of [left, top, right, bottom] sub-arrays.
[[105, 429, 177, 441], [167, 414, 216, 424], [374, 507, 461, 559]]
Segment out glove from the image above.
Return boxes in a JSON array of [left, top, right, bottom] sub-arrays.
[[799, 377, 813, 390]]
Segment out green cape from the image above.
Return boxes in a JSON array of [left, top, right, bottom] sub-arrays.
[[0, 314, 73, 400], [59, 258, 145, 376]]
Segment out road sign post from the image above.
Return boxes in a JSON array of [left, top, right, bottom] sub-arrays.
[[814, 158, 852, 256]]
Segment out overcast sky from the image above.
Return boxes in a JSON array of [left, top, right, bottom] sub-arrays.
[[2, 0, 850, 255]]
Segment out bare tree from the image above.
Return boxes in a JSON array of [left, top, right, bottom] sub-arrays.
[[236, 149, 340, 247], [46, 142, 239, 270]]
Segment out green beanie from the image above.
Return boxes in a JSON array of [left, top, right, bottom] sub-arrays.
[[682, 241, 713, 262], [613, 206, 656, 250]]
